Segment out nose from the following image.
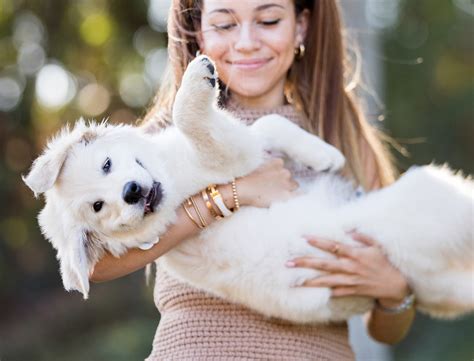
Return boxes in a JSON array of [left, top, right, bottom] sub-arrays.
[[123, 181, 142, 204], [234, 22, 260, 52]]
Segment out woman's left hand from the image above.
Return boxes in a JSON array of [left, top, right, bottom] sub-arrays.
[[287, 232, 410, 307]]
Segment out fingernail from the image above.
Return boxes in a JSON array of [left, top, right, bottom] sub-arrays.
[[285, 261, 296, 267]]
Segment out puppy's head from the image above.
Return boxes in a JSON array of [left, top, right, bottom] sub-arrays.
[[23, 119, 171, 298]]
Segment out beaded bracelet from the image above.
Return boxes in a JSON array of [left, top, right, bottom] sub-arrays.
[[231, 179, 240, 211]]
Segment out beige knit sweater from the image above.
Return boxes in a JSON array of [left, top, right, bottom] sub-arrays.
[[145, 103, 355, 361]]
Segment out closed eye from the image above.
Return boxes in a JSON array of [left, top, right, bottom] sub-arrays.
[[102, 157, 112, 174], [260, 19, 280, 26]]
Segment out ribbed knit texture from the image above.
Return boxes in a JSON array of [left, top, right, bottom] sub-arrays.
[[146, 102, 355, 361]]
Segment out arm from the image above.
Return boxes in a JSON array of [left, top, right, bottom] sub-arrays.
[[90, 158, 298, 282], [289, 142, 414, 344], [360, 139, 415, 344], [364, 289, 415, 345]]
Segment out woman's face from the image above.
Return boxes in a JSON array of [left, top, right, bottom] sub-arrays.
[[199, 0, 308, 107]]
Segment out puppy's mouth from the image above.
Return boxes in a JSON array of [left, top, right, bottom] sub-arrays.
[[144, 182, 163, 216]]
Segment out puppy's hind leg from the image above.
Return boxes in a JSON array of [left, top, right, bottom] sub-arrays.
[[415, 269, 474, 319], [251, 114, 346, 172]]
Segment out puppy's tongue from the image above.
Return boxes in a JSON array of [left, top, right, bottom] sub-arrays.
[[144, 182, 162, 215]]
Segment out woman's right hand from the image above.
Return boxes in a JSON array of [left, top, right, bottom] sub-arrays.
[[237, 158, 299, 208]]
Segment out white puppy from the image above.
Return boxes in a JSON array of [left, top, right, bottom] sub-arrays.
[[24, 56, 474, 323]]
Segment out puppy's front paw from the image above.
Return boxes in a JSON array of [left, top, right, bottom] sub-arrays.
[[316, 147, 346, 172], [298, 143, 346, 173], [182, 55, 218, 91]]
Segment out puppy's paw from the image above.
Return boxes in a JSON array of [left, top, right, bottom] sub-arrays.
[[182, 55, 218, 91], [300, 142, 346, 173], [316, 147, 346, 172]]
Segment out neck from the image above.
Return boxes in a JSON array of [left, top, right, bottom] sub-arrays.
[[230, 79, 286, 110]]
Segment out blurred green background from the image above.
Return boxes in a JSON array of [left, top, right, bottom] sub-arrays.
[[0, 0, 472, 360]]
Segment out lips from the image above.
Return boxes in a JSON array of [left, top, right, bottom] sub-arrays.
[[144, 182, 163, 215], [228, 58, 272, 70]]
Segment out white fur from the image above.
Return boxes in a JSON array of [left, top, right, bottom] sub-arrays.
[[24, 56, 474, 323]]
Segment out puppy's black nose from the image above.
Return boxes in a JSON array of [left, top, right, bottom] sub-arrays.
[[123, 181, 142, 204]]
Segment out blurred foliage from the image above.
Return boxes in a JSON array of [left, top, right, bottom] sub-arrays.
[[0, 0, 472, 360]]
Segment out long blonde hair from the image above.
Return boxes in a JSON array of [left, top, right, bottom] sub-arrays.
[[142, 0, 397, 188]]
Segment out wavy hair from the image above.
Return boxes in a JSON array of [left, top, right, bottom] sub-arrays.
[[142, 0, 397, 188]]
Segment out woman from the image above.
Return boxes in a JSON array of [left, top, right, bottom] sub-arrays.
[[91, 0, 415, 359]]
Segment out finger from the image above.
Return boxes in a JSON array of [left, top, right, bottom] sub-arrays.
[[348, 231, 378, 247], [304, 236, 357, 259], [331, 287, 359, 297], [301, 274, 358, 288], [288, 257, 356, 274]]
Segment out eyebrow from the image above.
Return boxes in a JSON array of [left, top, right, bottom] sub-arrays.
[[208, 3, 285, 15]]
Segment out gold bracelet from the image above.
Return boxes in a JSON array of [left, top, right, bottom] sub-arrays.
[[182, 198, 203, 229], [190, 195, 207, 228], [231, 179, 240, 211], [202, 190, 222, 219], [207, 184, 233, 217]]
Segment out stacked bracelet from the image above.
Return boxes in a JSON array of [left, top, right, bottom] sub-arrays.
[[202, 190, 222, 220], [183, 182, 240, 229], [183, 197, 206, 229], [207, 184, 233, 217], [190, 195, 207, 228]]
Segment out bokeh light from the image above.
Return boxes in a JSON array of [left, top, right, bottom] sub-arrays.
[[77, 83, 111, 116], [0, 76, 23, 111], [12, 11, 46, 48], [147, 0, 171, 32], [144, 48, 168, 89], [35, 63, 77, 109], [17, 42, 46, 75], [80, 12, 113, 47], [119, 73, 152, 108], [133, 26, 165, 57]]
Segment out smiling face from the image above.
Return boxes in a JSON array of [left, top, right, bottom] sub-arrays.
[[199, 0, 308, 108]]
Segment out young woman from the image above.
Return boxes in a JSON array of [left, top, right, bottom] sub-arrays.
[[91, 0, 415, 359]]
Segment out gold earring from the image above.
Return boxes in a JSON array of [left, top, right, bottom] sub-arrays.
[[294, 43, 305, 59]]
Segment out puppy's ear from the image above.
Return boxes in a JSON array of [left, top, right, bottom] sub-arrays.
[[39, 196, 102, 300], [22, 119, 98, 196], [59, 227, 94, 299]]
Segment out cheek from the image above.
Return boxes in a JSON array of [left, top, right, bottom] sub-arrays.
[[201, 32, 229, 63], [262, 27, 296, 64]]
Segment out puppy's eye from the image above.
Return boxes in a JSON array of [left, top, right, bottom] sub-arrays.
[[102, 158, 112, 173], [93, 201, 104, 212]]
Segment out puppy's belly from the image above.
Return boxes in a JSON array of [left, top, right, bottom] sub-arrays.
[[159, 179, 372, 323]]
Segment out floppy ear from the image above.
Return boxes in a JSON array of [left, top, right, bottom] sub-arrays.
[[22, 118, 98, 196], [58, 227, 95, 299], [38, 198, 101, 300]]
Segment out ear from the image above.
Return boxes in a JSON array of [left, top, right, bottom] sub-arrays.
[[59, 228, 94, 299], [294, 9, 310, 46], [39, 193, 103, 300], [22, 119, 98, 196]]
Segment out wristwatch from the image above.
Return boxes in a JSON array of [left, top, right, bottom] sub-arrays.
[[375, 293, 416, 314]]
